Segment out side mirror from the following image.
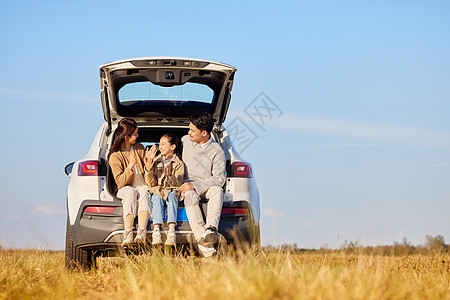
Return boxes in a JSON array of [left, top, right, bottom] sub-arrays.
[[64, 162, 75, 176]]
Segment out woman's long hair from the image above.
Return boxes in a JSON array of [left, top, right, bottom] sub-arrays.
[[108, 118, 138, 159], [162, 133, 182, 158]]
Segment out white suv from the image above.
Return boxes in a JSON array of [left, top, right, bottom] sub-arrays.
[[64, 57, 260, 268]]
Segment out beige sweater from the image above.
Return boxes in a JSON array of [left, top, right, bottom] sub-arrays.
[[109, 143, 146, 191]]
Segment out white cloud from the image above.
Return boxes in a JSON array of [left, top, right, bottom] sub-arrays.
[[269, 115, 450, 148], [7, 214, 21, 221], [31, 204, 65, 216]]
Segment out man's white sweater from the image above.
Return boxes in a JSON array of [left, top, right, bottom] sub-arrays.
[[181, 135, 226, 195]]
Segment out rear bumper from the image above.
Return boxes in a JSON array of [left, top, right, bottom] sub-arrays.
[[69, 199, 259, 252]]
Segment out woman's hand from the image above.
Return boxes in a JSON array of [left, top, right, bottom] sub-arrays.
[[145, 145, 158, 170]]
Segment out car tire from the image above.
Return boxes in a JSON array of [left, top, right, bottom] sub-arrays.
[[65, 216, 94, 270], [217, 234, 232, 256], [254, 225, 261, 249], [65, 216, 75, 270]]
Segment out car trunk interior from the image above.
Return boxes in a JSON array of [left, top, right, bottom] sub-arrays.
[[105, 126, 189, 199], [105, 125, 232, 202]]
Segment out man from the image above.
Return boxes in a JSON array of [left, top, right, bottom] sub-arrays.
[[179, 112, 226, 257]]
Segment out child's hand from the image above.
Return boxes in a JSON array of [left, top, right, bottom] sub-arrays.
[[146, 145, 157, 161], [145, 145, 158, 170]]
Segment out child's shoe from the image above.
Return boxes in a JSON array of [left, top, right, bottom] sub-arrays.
[[165, 230, 176, 246], [152, 229, 163, 245]]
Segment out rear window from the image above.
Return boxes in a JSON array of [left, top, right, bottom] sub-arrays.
[[118, 81, 214, 107]]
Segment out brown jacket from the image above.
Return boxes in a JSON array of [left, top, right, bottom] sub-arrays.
[[145, 154, 185, 200], [109, 143, 146, 191]]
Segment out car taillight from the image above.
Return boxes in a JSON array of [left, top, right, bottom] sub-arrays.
[[231, 162, 253, 178], [84, 206, 115, 213], [78, 160, 106, 176], [221, 207, 248, 215]]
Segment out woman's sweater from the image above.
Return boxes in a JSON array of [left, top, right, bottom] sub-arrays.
[[109, 143, 146, 191]]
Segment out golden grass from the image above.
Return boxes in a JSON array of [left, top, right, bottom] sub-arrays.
[[0, 248, 449, 300]]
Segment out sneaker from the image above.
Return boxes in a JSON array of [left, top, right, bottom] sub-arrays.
[[202, 227, 219, 248], [134, 228, 147, 246], [152, 230, 163, 245], [122, 229, 133, 248], [165, 230, 176, 246], [198, 238, 217, 258]]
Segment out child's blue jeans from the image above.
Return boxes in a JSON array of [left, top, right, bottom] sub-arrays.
[[151, 190, 179, 225]]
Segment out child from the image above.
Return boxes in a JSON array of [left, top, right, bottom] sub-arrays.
[[145, 133, 184, 246], [108, 118, 150, 248]]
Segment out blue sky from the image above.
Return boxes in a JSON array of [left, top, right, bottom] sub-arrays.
[[0, 1, 449, 249]]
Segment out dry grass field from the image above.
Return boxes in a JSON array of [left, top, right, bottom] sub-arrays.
[[0, 247, 449, 300]]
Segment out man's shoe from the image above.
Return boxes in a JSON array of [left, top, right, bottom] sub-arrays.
[[198, 238, 217, 258], [152, 230, 163, 245], [134, 228, 147, 246], [202, 227, 219, 248], [122, 229, 134, 248], [165, 230, 176, 246]]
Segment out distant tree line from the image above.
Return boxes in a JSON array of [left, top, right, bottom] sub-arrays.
[[264, 235, 449, 256]]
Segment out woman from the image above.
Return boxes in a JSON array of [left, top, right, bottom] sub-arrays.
[[108, 118, 150, 248]]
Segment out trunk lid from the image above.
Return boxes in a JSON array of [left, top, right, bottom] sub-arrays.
[[100, 57, 236, 130]]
